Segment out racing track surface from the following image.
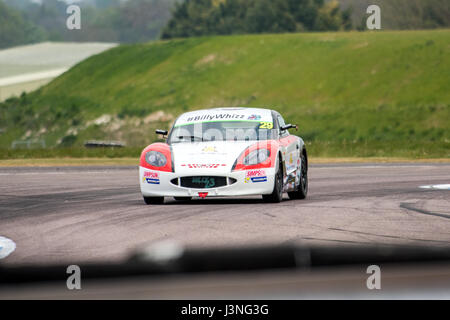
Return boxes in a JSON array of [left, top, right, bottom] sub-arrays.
[[0, 163, 449, 265]]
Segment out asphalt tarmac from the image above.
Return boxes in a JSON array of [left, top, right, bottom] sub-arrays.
[[0, 163, 449, 265]]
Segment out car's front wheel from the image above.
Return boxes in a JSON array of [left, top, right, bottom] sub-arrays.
[[143, 196, 164, 205], [288, 151, 308, 200], [262, 158, 283, 203]]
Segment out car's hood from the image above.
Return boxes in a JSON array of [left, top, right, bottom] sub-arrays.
[[171, 141, 256, 173]]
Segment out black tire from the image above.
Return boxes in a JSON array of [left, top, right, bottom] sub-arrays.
[[174, 197, 192, 201], [143, 196, 164, 205], [262, 157, 283, 203], [288, 151, 308, 200]]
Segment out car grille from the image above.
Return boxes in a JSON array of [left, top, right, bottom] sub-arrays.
[[171, 176, 236, 189]]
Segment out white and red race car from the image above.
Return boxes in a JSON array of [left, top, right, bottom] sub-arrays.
[[139, 108, 308, 204]]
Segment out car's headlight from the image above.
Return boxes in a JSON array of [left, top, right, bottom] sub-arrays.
[[243, 149, 270, 166], [145, 151, 167, 167]]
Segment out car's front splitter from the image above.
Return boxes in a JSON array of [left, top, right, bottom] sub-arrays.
[[139, 166, 276, 198]]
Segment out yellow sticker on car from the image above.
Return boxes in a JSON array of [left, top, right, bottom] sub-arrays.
[[259, 122, 273, 129]]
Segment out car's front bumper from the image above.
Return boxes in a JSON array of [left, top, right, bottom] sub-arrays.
[[139, 166, 276, 198]]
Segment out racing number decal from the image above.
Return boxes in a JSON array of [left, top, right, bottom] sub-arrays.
[[192, 177, 216, 188], [259, 122, 273, 129]]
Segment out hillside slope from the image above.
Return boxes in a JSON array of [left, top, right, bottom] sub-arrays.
[[1, 30, 449, 157]]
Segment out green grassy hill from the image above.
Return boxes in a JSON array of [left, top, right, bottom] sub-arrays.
[[1, 30, 449, 158]]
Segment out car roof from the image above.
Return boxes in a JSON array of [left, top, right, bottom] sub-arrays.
[[203, 107, 274, 112], [180, 107, 275, 116]]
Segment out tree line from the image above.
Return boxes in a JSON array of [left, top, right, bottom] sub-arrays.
[[161, 0, 352, 39], [1, 0, 449, 49]]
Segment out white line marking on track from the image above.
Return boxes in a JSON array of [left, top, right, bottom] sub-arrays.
[[324, 165, 437, 169], [0, 236, 16, 259], [419, 184, 450, 190]]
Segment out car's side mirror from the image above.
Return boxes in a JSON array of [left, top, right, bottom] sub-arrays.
[[155, 129, 168, 136], [280, 124, 298, 132]]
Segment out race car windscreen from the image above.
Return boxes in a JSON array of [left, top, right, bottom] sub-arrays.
[[168, 120, 277, 143]]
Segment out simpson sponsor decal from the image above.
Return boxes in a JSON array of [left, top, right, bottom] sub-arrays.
[[245, 169, 267, 183], [142, 171, 160, 184], [246, 169, 266, 177]]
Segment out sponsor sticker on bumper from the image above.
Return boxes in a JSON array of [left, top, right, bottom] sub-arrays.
[[250, 176, 267, 183], [245, 169, 267, 183], [145, 178, 160, 184], [143, 171, 160, 184]]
